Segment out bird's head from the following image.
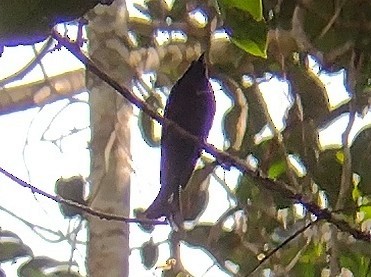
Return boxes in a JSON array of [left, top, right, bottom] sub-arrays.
[[181, 53, 210, 94], [191, 53, 208, 78]]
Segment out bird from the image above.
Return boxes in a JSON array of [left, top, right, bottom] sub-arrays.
[[144, 53, 216, 222]]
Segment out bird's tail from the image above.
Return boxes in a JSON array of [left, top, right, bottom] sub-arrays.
[[144, 188, 180, 219], [145, 194, 184, 229]]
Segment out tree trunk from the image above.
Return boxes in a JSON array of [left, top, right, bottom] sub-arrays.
[[86, 1, 131, 276]]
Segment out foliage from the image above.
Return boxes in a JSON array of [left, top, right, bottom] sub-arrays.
[[0, 0, 371, 276], [0, 0, 113, 52], [0, 230, 82, 276], [55, 176, 87, 218], [133, 0, 371, 276]]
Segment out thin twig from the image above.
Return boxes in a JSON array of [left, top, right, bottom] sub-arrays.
[[0, 38, 55, 87], [68, 219, 84, 273], [22, 107, 42, 182], [246, 220, 316, 276], [0, 205, 85, 244], [40, 98, 86, 139], [211, 171, 237, 204], [318, 0, 347, 39], [335, 111, 355, 210], [335, 48, 360, 211], [0, 166, 166, 225]]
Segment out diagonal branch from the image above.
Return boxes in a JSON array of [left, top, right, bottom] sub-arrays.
[[246, 220, 316, 276], [0, 205, 84, 244], [48, 30, 371, 243], [0, 166, 166, 226]]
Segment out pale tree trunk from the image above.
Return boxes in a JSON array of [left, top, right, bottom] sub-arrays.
[[86, 1, 132, 276]]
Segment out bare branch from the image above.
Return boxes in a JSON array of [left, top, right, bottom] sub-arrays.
[[0, 166, 166, 226], [0, 38, 54, 87], [0, 205, 85, 244], [318, 0, 347, 39]]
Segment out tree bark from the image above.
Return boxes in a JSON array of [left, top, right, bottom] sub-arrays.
[[86, 1, 131, 276], [0, 69, 85, 115]]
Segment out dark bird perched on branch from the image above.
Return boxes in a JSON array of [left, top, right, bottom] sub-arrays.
[[144, 53, 216, 222]]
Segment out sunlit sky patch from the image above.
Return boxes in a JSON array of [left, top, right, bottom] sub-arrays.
[[188, 8, 208, 28]]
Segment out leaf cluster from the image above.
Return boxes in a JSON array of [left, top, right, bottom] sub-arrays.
[[0, 229, 82, 276]]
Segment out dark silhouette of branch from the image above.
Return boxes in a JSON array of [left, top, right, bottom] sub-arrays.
[[51, 30, 371, 243], [0, 166, 166, 226], [246, 220, 316, 276], [0, 205, 85, 244]]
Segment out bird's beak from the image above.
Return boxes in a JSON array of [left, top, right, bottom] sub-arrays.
[[198, 52, 206, 64]]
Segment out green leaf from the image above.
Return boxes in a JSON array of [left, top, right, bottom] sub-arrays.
[[18, 256, 78, 277], [219, 0, 263, 21], [339, 252, 371, 277], [0, 241, 33, 262], [224, 8, 268, 58], [229, 21, 267, 58], [283, 120, 319, 173], [267, 159, 286, 179], [351, 125, 371, 195], [300, 242, 325, 263], [140, 238, 159, 269], [335, 150, 345, 164], [352, 185, 362, 201], [293, 261, 324, 277], [55, 176, 86, 218], [235, 173, 258, 203], [360, 205, 371, 220], [339, 239, 371, 258], [293, 240, 326, 277], [230, 34, 266, 58], [168, 0, 186, 20], [312, 150, 343, 207], [0, 230, 33, 262]]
